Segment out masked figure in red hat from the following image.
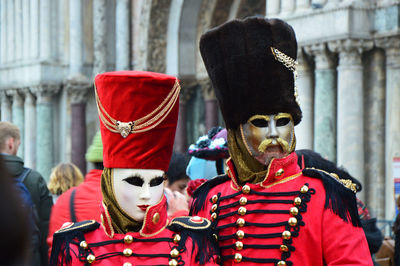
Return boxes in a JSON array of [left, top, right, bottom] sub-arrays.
[[190, 17, 372, 265], [50, 71, 217, 266]]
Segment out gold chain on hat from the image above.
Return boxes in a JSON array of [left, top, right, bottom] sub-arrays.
[[95, 79, 181, 138], [270, 47, 300, 106]]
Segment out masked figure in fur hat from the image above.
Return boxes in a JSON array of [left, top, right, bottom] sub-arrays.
[[190, 16, 372, 265], [50, 71, 217, 266]]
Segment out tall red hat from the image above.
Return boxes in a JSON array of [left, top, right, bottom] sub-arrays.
[[94, 71, 180, 171]]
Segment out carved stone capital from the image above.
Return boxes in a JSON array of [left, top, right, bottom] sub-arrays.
[[6, 89, 24, 107], [297, 48, 313, 73], [21, 89, 36, 105], [328, 39, 373, 66], [65, 74, 92, 104], [31, 84, 61, 104], [305, 43, 336, 70], [179, 79, 197, 104], [375, 36, 400, 67], [0, 90, 11, 105]]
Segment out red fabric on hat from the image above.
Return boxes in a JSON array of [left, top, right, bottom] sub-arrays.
[[95, 71, 179, 171]]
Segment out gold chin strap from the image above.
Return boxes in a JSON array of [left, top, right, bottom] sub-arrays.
[[270, 47, 300, 106], [95, 79, 181, 138]]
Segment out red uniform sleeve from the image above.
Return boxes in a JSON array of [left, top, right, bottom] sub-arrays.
[[322, 207, 373, 265]]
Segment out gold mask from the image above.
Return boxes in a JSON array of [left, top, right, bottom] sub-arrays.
[[241, 113, 296, 166]]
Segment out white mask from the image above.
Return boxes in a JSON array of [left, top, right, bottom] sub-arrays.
[[113, 168, 165, 222]]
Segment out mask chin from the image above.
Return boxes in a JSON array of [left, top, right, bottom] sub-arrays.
[[241, 113, 296, 166], [113, 168, 165, 221]]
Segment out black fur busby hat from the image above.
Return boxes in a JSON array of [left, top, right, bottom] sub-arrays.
[[199, 16, 302, 129]]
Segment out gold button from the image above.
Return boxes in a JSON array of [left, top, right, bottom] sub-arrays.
[[211, 212, 218, 221], [239, 197, 247, 206], [236, 230, 245, 240], [275, 168, 284, 177], [238, 207, 247, 216], [123, 248, 132, 257], [290, 207, 299, 216], [236, 218, 245, 227], [124, 235, 133, 244], [170, 248, 179, 258], [212, 195, 218, 203], [242, 185, 250, 194], [87, 254, 95, 264], [277, 261, 287, 266], [288, 217, 297, 226], [79, 241, 88, 249], [294, 197, 302, 206], [235, 241, 243, 251], [234, 253, 242, 263], [123, 263, 132, 266], [300, 185, 309, 193], [211, 204, 218, 212], [213, 233, 218, 241], [280, 244, 288, 252], [152, 212, 160, 224], [282, 230, 291, 240], [169, 259, 178, 266], [173, 234, 181, 243]]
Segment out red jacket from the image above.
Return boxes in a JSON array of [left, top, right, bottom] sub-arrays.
[[191, 152, 373, 265], [50, 196, 217, 265], [47, 169, 103, 249]]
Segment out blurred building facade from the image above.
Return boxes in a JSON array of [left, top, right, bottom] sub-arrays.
[[0, 0, 399, 219]]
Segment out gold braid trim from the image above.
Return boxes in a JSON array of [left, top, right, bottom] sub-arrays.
[[95, 79, 181, 138], [304, 167, 358, 193], [270, 47, 300, 106]]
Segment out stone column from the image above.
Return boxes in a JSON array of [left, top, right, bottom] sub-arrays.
[[32, 84, 60, 181], [22, 0, 30, 59], [296, 0, 311, 12], [281, 0, 295, 15], [295, 48, 313, 150], [30, 0, 39, 59], [174, 87, 193, 153], [310, 43, 337, 161], [69, 0, 83, 75], [23, 89, 36, 169], [202, 80, 219, 132], [9, 90, 25, 158], [0, 91, 12, 121], [93, 0, 107, 75], [66, 80, 91, 175], [266, 0, 280, 16], [7, 0, 15, 63], [0, 1, 7, 63], [115, 0, 130, 70], [378, 37, 400, 219], [329, 39, 372, 200], [363, 48, 386, 219], [39, 0, 51, 60], [15, 0, 22, 61]]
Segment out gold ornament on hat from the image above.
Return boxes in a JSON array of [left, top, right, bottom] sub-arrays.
[[270, 47, 300, 106], [95, 79, 181, 138]]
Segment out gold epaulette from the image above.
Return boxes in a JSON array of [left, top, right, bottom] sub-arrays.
[[55, 220, 99, 234], [304, 168, 358, 193], [170, 216, 211, 230]]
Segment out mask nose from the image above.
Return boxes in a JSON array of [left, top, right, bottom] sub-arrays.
[[139, 184, 151, 200], [267, 119, 279, 139]]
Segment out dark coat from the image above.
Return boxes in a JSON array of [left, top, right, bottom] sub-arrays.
[[3, 154, 53, 266]]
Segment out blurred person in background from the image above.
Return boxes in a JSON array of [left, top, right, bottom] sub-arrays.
[[0, 121, 52, 266], [48, 162, 84, 203], [164, 151, 191, 217], [0, 154, 32, 265], [47, 131, 104, 251]]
